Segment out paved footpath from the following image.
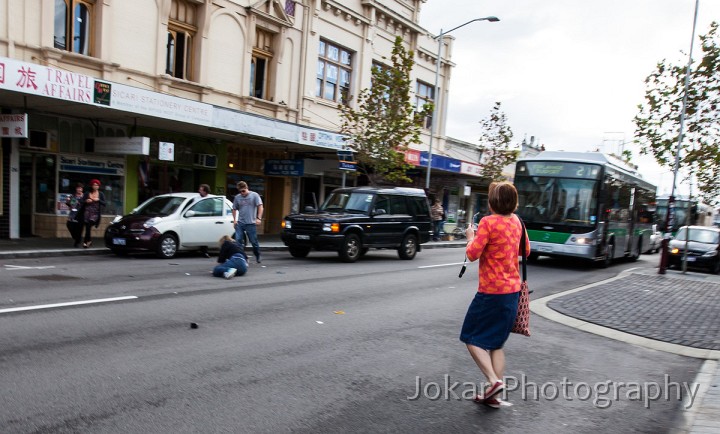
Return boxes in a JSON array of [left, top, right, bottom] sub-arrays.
[[533, 267, 720, 434]]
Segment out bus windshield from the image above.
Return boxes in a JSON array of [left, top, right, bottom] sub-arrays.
[[515, 176, 598, 226]]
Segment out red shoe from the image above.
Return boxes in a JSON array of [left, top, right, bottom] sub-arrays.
[[484, 397, 501, 409], [483, 381, 504, 400]]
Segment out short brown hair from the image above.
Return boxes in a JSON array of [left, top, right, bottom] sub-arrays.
[[488, 181, 518, 215], [237, 181, 248, 190]]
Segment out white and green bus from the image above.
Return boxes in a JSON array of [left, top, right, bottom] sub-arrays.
[[514, 152, 657, 266]]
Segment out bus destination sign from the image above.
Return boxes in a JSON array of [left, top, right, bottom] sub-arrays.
[[523, 162, 601, 179]]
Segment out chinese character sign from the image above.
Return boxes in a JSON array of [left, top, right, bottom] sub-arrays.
[[0, 113, 28, 138]]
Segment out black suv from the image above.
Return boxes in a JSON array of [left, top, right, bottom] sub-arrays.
[[281, 186, 432, 262]]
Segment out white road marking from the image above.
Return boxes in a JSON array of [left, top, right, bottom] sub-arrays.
[[0, 296, 138, 314], [418, 262, 465, 269], [5, 265, 57, 270]]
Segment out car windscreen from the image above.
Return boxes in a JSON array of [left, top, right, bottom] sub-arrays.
[[134, 196, 186, 216], [320, 192, 374, 214], [675, 228, 720, 244]]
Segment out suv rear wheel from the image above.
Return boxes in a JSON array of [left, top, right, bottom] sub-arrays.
[[398, 234, 418, 260], [339, 234, 362, 263]]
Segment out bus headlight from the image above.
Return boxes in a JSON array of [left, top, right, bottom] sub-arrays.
[[571, 237, 594, 245]]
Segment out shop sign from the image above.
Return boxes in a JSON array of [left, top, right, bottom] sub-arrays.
[[404, 149, 421, 166], [94, 80, 111, 106], [298, 128, 347, 150], [158, 141, 175, 161], [0, 56, 213, 126], [212, 108, 298, 142], [109, 82, 212, 126], [0, 57, 92, 104], [265, 159, 304, 176], [94, 136, 150, 155], [0, 113, 28, 138], [419, 152, 461, 173], [59, 155, 125, 175], [460, 161, 483, 177]]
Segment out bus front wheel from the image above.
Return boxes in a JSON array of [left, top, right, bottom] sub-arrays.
[[599, 243, 614, 268]]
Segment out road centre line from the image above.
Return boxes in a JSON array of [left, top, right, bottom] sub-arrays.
[[0, 296, 138, 314], [5, 265, 56, 270], [418, 262, 464, 269]]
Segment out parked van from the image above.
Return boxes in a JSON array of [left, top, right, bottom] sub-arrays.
[[281, 186, 432, 262]]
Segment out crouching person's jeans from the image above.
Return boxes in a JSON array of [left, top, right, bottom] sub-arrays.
[[213, 254, 248, 277]]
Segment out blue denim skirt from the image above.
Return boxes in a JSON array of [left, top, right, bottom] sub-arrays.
[[460, 291, 520, 350]]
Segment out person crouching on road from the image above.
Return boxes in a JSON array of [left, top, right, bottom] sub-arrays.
[[213, 235, 248, 279], [460, 181, 530, 409]]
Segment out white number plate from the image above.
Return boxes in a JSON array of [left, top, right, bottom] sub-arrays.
[[686, 256, 696, 262], [296, 234, 310, 240], [113, 238, 127, 246]]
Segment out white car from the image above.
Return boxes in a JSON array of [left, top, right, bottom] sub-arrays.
[[647, 224, 663, 254], [104, 193, 235, 258]]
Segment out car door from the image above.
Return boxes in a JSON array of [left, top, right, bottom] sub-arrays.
[[181, 197, 232, 246], [371, 195, 410, 245]]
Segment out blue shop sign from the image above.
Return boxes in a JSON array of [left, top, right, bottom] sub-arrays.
[[419, 152, 461, 173], [265, 159, 304, 176]]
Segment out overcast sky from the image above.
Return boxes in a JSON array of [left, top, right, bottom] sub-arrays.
[[418, 0, 720, 198]]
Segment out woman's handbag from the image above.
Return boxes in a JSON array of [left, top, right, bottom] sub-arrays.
[[511, 219, 531, 336]]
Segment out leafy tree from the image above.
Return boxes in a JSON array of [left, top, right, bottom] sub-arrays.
[[339, 36, 431, 185], [634, 22, 720, 204], [478, 102, 517, 182]]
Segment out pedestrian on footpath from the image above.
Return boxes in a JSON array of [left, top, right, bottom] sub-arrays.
[[460, 181, 530, 409], [196, 183, 212, 258], [80, 179, 105, 248], [65, 182, 84, 247], [213, 235, 248, 279], [431, 198, 445, 241], [232, 181, 264, 263]]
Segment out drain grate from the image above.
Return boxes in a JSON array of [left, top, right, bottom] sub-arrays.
[[23, 274, 82, 281]]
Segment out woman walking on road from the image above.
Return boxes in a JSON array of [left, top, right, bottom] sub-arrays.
[[460, 181, 530, 408]]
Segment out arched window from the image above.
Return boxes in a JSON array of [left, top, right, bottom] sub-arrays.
[[166, 0, 197, 80], [53, 0, 93, 55]]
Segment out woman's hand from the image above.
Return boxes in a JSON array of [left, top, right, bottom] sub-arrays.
[[465, 225, 475, 241]]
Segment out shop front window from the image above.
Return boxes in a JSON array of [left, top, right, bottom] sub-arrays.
[[58, 173, 124, 216], [35, 155, 57, 214]]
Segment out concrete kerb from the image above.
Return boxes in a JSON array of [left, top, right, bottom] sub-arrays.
[[531, 267, 720, 434]]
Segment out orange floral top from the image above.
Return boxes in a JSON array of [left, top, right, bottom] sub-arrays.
[[466, 213, 530, 294]]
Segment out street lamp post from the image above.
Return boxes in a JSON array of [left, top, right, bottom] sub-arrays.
[[425, 16, 500, 190], [659, 0, 699, 274]]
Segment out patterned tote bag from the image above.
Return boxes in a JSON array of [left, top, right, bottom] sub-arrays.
[[511, 219, 531, 336]]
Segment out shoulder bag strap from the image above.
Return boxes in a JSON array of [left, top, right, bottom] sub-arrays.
[[519, 217, 527, 283]]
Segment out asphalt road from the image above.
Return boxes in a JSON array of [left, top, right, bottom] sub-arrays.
[[0, 249, 701, 433]]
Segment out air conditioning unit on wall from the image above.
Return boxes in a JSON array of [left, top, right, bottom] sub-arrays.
[[21, 130, 51, 149], [194, 153, 217, 168]]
